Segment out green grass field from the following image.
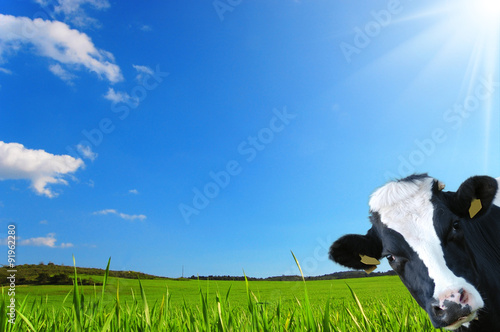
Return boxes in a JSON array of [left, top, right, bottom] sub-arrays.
[[1, 259, 443, 331]]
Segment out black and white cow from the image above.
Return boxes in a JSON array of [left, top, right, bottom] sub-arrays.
[[329, 174, 500, 331]]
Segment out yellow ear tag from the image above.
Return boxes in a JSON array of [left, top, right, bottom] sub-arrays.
[[359, 254, 380, 265], [364, 265, 377, 274], [469, 199, 482, 218]]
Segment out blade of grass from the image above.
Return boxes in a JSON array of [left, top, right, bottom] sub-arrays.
[[72, 255, 82, 332], [138, 277, 151, 328], [345, 283, 370, 329], [322, 297, 331, 332], [291, 250, 317, 332], [216, 291, 226, 331], [15, 309, 36, 332], [199, 283, 210, 331], [101, 257, 111, 305], [346, 307, 363, 332], [115, 279, 120, 330], [100, 310, 115, 332]]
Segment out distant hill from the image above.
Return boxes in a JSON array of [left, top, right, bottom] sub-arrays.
[[0, 263, 396, 286], [0, 263, 170, 286]]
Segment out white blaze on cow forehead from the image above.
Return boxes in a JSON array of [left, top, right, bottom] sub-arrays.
[[369, 176, 484, 310], [369, 177, 434, 212]]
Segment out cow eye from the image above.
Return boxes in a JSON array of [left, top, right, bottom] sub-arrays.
[[385, 254, 407, 273], [447, 219, 465, 245]]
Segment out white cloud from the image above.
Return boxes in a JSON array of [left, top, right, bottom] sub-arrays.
[[103, 87, 134, 104], [0, 14, 123, 83], [140, 25, 152, 32], [35, 0, 110, 28], [54, 0, 110, 15], [0, 141, 84, 197], [20, 233, 58, 247], [5, 233, 74, 248], [132, 64, 154, 83], [0, 67, 12, 74], [94, 208, 117, 215], [128, 189, 139, 194], [132, 65, 153, 74], [40, 220, 49, 224], [93, 208, 147, 221], [49, 63, 77, 83], [104, 87, 140, 107], [76, 143, 98, 161]]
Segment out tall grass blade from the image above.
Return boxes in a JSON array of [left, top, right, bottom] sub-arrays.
[[243, 270, 253, 314], [216, 291, 226, 331], [100, 310, 115, 332], [62, 289, 72, 306], [346, 283, 370, 329], [15, 309, 36, 332], [115, 279, 121, 330], [290, 251, 305, 283], [101, 257, 111, 305], [322, 297, 331, 332], [346, 307, 363, 332], [291, 250, 317, 332], [199, 284, 210, 331], [72, 255, 82, 332], [138, 277, 151, 328], [225, 283, 232, 304]]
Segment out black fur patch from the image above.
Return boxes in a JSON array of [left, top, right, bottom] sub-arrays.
[[329, 227, 382, 270]]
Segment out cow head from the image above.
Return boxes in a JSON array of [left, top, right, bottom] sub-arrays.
[[329, 174, 498, 330]]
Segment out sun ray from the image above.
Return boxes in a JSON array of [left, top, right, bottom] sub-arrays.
[[415, 1, 499, 170], [375, 0, 500, 171]]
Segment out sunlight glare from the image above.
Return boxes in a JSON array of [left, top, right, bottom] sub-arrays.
[[413, 0, 500, 171], [457, 0, 500, 30]]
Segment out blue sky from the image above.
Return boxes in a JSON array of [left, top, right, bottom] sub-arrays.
[[0, 0, 498, 278]]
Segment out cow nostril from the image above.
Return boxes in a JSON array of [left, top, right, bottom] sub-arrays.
[[432, 305, 445, 318], [459, 288, 468, 304]]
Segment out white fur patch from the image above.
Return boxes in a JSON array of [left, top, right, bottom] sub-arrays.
[[369, 178, 427, 212], [369, 176, 484, 312]]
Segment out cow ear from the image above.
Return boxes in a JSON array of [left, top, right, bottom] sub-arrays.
[[329, 227, 382, 274], [452, 176, 498, 219]]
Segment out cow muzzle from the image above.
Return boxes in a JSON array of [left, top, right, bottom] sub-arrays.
[[429, 288, 482, 330]]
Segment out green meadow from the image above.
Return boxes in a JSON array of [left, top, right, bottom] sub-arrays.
[[1, 260, 443, 332]]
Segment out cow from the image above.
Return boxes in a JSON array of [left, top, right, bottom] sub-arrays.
[[329, 174, 500, 331]]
